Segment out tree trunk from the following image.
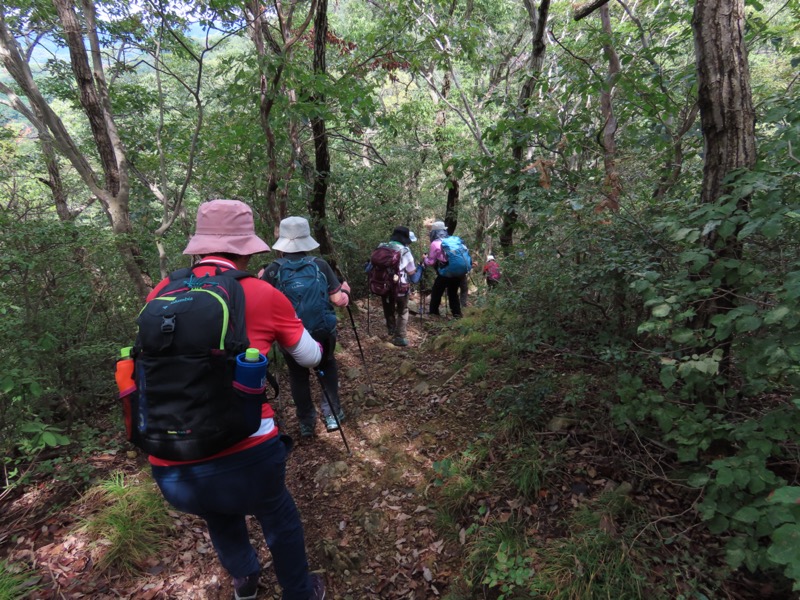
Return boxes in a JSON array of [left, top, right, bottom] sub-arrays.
[[429, 73, 460, 235], [308, 0, 336, 263], [691, 0, 756, 371], [598, 3, 621, 212], [245, 0, 317, 232], [0, 2, 150, 300], [500, 0, 551, 254]]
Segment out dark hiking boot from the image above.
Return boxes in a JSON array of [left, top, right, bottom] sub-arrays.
[[392, 337, 408, 347], [299, 422, 316, 438], [233, 571, 259, 600], [309, 573, 326, 600]]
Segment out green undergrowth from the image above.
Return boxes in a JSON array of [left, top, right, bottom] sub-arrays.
[[0, 560, 41, 600], [431, 301, 725, 599], [78, 471, 172, 574]]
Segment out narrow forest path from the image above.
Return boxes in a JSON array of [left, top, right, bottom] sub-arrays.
[[6, 293, 489, 599]]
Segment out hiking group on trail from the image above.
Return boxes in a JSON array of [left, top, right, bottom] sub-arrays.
[[115, 200, 504, 600]]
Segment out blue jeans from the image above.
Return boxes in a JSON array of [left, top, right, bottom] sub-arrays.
[[151, 437, 312, 600]]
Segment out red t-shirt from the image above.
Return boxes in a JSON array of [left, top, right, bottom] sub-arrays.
[[146, 256, 305, 466]]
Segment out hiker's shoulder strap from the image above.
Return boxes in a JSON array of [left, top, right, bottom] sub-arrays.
[[167, 267, 193, 281], [216, 268, 253, 281]]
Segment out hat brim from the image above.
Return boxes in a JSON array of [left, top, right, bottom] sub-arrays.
[[272, 237, 320, 253], [183, 234, 271, 256]]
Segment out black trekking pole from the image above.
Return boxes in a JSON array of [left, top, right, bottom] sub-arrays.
[[345, 304, 376, 394], [312, 369, 350, 455]]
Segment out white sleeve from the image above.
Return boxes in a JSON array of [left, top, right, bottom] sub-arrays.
[[285, 329, 322, 368], [400, 247, 416, 272]]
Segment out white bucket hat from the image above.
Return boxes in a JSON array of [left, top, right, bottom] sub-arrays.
[[272, 216, 320, 253]]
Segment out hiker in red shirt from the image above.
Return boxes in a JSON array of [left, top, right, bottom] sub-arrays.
[[483, 254, 502, 290], [147, 200, 326, 600]]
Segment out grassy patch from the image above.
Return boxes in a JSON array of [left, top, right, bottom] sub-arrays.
[[527, 491, 646, 599], [431, 444, 494, 520], [465, 517, 534, 599], [0, 560, 41, 600], [507, 443, 547, 500], [79, 471, 172, 574]]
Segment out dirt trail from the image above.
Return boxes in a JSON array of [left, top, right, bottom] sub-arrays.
[[5, 296, 485, 599]]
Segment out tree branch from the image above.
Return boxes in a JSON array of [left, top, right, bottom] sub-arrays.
[[574, 0, 611, 21]]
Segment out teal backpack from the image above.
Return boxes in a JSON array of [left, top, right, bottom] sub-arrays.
[[272, 257, 337, 339], [438, 236, 472, 277]]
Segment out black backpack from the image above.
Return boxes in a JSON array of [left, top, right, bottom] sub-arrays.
[[368, 244, 409, 298], [271, 257, 337, 340], [127, 266, 265, 461]]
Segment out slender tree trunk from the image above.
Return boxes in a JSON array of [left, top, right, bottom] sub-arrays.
[[653, 104, 699, 199], [308, 0, 336, 261], [245, 0, 317, 232], [429, 73, 460, 235], [500, 0, 551, 254], [598, 3, 621, 212], [474, 187, 492, 261]]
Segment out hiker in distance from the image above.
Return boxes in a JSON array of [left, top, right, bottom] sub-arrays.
[[141, 200, 326, 600], [261, 216, 350, 437], [484, 254, 502, 289], [423, 220, 473, 319], [368, 225, 424, 347]]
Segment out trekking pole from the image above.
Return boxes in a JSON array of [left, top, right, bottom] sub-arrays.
[[345, 304, 376, 394], [418, 285, 424, 330], [312, 369, 351, 455]]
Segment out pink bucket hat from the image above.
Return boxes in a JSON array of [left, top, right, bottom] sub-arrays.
[[183, 200, 271, 256]]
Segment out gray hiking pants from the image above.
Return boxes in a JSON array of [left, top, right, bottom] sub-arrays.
[[381, 294, 410, 339]]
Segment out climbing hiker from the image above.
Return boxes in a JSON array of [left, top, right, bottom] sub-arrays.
[[138, 200, 326, 600], [261, 216, 350, 438], [368, 225, 424, 346], [484, 254, 502, 289], [423, 220, 472, 319]]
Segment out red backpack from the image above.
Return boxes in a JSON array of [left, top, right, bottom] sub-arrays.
[[485, 261, 501, 282], [368, 244, 409, 298]]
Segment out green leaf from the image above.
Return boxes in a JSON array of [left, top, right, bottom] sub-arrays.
[[736, 316, 762, 333], [687, 472, 709, 487], [42, 431, 58, 447], [652, 304, 671, 318], [769, 487, 800, 505], [660, 367, 677, 389], [768, 523, 800, 567], [764, 306, 790, 325], [716, 467, 734, 486], [708, 514, 730, 534], [732, 506, 761, 524], [671, 329, 695, 344]]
